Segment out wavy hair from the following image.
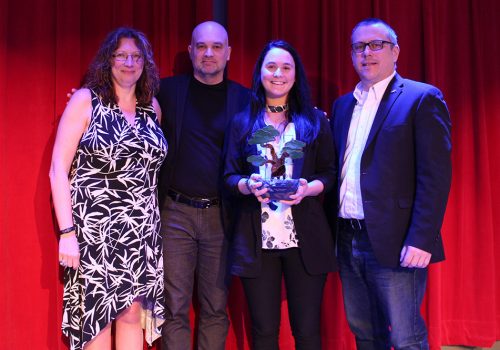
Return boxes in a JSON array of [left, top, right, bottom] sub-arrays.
[[83, 27, 159, 106], [248, 40, 319, 144]]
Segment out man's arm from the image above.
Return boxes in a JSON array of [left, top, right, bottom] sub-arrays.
[[402, 86, 452, 268]]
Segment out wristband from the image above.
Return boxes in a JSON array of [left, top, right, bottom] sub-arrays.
[[60, 225, 76, 234]]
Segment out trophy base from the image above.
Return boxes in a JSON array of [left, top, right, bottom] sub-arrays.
[[261, 178, 300, 201]]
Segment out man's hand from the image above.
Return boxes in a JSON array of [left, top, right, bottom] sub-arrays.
[[66, 88, 77, 103], [400, 245, 431, 268]]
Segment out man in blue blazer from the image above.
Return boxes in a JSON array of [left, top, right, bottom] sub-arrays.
[[329, 18, 451, 349], [156, 21, 249, 350]]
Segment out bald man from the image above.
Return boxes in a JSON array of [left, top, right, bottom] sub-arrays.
[[156, 21, 250, 349]]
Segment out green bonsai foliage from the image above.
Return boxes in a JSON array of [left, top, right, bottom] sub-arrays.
[[247, 125, 306, 178]]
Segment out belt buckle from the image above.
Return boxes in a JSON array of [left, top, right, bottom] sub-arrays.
[[199, 198, 211, 209], [350, 219, 362, 230]]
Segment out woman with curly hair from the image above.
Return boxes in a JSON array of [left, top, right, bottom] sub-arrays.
[[49, 27, 167, 350]]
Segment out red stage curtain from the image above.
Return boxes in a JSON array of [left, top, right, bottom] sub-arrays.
[[0, 0, 499, 349]]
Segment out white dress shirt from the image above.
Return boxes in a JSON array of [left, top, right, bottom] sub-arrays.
[[339, 72, 396, 219]]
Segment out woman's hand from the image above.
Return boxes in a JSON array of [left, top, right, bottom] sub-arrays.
[[246, 174, 271, 204], [280, 178, 309, 205], [59, 233, 80, 270]]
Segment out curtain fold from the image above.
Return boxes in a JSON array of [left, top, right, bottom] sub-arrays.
[[0, 0, 498, 349]]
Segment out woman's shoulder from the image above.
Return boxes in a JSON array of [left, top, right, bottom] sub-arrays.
[[151, 96, 160, 111], [65, 88, 93, 116], [59, 88, 93, 130], [69, 88, 92, 104]]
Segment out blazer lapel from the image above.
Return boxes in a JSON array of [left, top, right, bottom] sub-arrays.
[[364, 74, 403, 151]]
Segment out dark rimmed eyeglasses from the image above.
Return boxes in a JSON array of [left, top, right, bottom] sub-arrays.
[[112, 52, 144, 63], [351, 40, 394, 53]]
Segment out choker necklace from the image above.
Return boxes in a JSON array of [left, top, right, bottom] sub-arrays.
[[266, 104, 289, 113]]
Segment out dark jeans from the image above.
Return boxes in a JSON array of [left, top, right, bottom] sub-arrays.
[[160, 197, 229, 350], [337, 222, 429, 350], [241, 248, 327, 350]]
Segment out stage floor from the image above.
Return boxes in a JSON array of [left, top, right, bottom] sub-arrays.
[[443, 341, 500, 350]]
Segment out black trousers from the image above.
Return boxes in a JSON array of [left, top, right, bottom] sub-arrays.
[[240, 248, 327, 350]]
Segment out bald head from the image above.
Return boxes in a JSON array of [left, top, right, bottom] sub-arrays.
[[191, 21, 229, 46], [188, 21, 231, 85]]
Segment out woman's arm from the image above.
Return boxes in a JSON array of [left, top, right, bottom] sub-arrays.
[[49, 88, 92, 269]]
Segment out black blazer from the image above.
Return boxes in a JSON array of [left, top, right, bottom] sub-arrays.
[[224, 108, 338, 277], [330, 74, 452, 267], [156, 74, 250, 205]]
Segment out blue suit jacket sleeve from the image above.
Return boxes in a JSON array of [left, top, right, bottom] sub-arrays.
[[404, 86, 452, 251]]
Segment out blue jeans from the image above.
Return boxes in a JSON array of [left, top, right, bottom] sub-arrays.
[[160, 197, 229, 350], [241, 248, 326, 350], [337, 222, 429, 350]]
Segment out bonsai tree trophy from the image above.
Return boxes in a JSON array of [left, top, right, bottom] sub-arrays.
[[247, 125, 306, 201]]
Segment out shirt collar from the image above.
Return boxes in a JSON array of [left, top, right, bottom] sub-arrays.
[[353, 71, 396, 104]]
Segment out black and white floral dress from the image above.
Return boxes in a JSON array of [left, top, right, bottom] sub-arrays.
[[62, 90, 167, 349]]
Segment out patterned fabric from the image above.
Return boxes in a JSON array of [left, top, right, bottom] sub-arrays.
[[258, 123, 299, 249], [62, 90, 167, 350], [261, 210, 299, 249]]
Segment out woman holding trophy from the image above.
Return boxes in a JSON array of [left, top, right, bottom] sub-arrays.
[[224, 40, 337, 349]]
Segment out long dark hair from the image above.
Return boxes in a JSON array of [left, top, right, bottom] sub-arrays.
[[83, 27, 159, 106], [248, 40, 319, 144]]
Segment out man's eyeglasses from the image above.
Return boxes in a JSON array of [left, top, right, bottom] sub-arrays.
[[351, 40, 394, 53], [112, 52, 144, 63]]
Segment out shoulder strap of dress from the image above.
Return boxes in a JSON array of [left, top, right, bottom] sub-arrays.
[[88, 88, 100, 110]]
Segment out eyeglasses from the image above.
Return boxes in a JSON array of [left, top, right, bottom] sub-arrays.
[[112, 52, 144, 63], [351, 40, 394, 53]]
